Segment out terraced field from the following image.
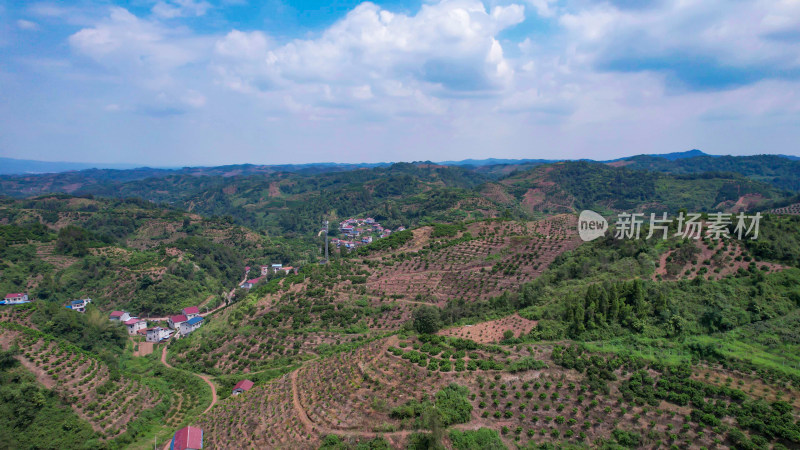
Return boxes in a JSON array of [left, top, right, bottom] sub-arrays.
[[655, 238, 785, 281], [365, 215, 581, 303], [439, 314, 539, 344], [195, 332, 800, 449], [0, 324, 161, 439]]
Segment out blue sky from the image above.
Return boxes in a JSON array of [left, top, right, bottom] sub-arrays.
[[1, 0, 799, 166]]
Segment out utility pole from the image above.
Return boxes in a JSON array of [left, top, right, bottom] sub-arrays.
[[323, 219, 329, 263]]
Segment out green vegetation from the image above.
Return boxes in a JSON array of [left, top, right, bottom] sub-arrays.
[[0, 349, 100, 449], [319, 435, 390, 449], [449, 428, 506, 449], [622, 153, 800, 192], [1, 157, 800, 449], [412, 305, 442, 334]]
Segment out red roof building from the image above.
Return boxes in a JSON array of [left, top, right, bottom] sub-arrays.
[[232, 379, 254, 395], [110, 311, 125, 317], [171, 426, 203, 450], [168, 315, 188, 329], [183, 306, 200, 316], [5, 293, 26, 299]]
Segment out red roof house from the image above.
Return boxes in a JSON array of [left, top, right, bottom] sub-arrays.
[[232, 379, 254, 395], [183, 306, 200, 316], [168, 314, 188, 329], [171, 425, 203, 450]]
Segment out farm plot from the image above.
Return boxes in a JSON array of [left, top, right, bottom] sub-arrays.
[[655, 238, 784, 281], [0, 324, 161, 439], [365, 215, 581, 302], [439, 314, 539, 344], [0, 304, 37, 328], [771, 203, 800, 215], [197, 372, 317, 448], [295, 338, 443, 433]]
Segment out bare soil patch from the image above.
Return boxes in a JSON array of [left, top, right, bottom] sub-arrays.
[[439, 314, 538, 344]]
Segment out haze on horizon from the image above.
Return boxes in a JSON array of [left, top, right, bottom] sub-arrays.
[[1, 0, 799, 167]]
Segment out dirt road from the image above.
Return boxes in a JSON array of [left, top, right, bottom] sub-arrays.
[[160, 346, 217, 415]]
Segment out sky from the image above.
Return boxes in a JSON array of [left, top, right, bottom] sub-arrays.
[[0, 0, 799, 166]]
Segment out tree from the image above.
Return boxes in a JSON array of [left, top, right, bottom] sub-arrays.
[[413, 305, 442, 335]]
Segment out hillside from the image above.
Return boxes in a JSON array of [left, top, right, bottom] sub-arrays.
[[615, 154, 800, 192], [0, 196, 267, 315], [1, 161, 800, 449]]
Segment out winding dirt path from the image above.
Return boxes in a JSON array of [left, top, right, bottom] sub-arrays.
[[288, 335, 424, 440], [161, 345, 217, 414]]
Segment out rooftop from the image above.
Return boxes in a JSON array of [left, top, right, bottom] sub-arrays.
[[185, 316, 203, 326]]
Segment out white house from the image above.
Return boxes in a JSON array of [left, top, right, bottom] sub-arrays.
[[67, 298, 91, 312], [168, 314, 188, 329], [124, 318, 147, 335], [3, 293, 29, 304], [109, 311, 131, 322], [179, 316, 204, 336], [146, 327, 173, 343]]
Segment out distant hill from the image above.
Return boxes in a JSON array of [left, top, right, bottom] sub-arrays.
[[617, 154, 800, 192], [607, 149, 713, 161], [437, 158, 558, 166], [0, 157, 145, 174]]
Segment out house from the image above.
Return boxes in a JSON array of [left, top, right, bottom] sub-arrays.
[[362, 236, 373, 244], [240, 277, 263, 289], [124, 318, 147, 335], [179, 316, 203, 335], [171, 426, 203, 450], [279, 266, 295, 275], [109, 311, 131, 322], [66, 298, 91, 312], [341, 226, 354, 235], [397, 226, 406, 231], [365, 218, 375, 224], [2, 293, 29, 304], [146, 327, 173, 343], [271, 263, 282, 270], [232, 379, 254, 396], [244, 266, 250, 273], [168, 314, 188, 329], [260, 265, 270, 276], [182, 306, 200, 319]]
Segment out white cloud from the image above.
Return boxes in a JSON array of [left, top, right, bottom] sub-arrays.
[[212, 0, 526, 103], [152, 0, 212, 19], [528, 0, 557, 18], [17, 19, 39, 31], [558, 0, 800, 89], [4, 0, 800, 165], [68, 7, 213, 113]]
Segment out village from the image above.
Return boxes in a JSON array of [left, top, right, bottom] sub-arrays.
[[330, 217, 406, 250]]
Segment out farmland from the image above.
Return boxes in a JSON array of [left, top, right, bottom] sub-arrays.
[[1, 156, 799, 449]]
